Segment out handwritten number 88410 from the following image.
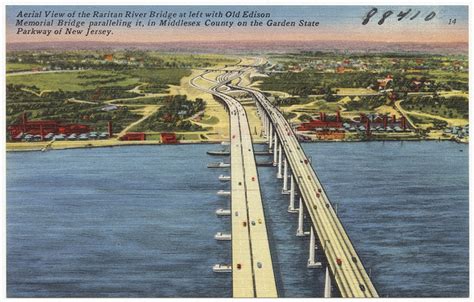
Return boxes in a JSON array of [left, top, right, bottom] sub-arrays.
[[362, 8, 436, 25]]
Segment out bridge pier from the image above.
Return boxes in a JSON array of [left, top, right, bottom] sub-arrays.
[[272, 136, 278, 165], [269, 125, 274, 150], [307, 227, 322, 268], [282, 157, 289, 194], [266, 116, 270, 138], [324, 266, 332, 298], [264, 115, 268, 137], [288, 175, 298, 213], [296, 197, 305, 236], [261, 111, 267, 137], [277, 144, 283, 179], [267, 119, 271, 142]]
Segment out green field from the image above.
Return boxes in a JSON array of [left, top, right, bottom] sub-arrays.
[[6, 63, 45, 72], [146, 52, 240, 67], [407, 113, 448, 129], [402, 95, 468, 119], [407, 70, 469, 83], [6, 67, 192, 95], [6, 70, 140, 92], [128, 68, 191, 93]]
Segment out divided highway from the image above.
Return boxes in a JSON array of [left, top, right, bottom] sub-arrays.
[[190, 58, 378, 298], [190, 69, 278, 297]]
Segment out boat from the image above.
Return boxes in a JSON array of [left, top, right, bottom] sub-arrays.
[[221, 141, 230, 146], [207, 150, 230, 156], [214, 232, 231, 241], [215, 208, 231, 216], [217, 190, 231, 196], [218, 175, 231, 182], [207, 162, 230, 168], [212, 264, 232, 273]]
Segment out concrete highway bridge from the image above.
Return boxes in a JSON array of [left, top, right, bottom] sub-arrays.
[[191, 59, 378, 298], [191, 68, 278, 297]]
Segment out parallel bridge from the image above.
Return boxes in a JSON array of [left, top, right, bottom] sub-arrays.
[[191, 59, 378, 298], [233, 83, 379, 298]]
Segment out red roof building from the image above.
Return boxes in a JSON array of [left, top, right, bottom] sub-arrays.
[[7, 113, 90, 140], [119, 132, 146, 141], [297, 119, 343, 131], [104, 54, 113, 62], [161, 132, 178, 144]]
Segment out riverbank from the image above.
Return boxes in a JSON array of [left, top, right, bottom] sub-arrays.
[[6, 135, 467, 152], [5, 139, 225, 152]]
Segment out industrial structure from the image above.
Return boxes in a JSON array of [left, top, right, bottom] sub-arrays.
[[8, 113, 91, 141]]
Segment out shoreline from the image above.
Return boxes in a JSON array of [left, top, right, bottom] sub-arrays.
[[6, 137, 467, 152]]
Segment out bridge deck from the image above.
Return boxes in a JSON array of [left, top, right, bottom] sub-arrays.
[[236, 84, 379, 298], [198, 70, 277, 298], [227, 93, 278, 297]]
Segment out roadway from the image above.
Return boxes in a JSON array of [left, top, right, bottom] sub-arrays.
[[190, 68, 278, 298], [230, 69, 379, 297]]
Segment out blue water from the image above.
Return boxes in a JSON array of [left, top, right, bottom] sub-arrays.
[[304, 141, 469, 297], [7, 145, 231, 297], [7, 141, 469, 297]]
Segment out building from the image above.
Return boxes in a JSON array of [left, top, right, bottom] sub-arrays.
[[103, 54, 113, 62], [161, 132, 178, 144], [335, 66, 345, 73], [8, 113, 90, 140], [297, 119, 343, 131], [119, 132, 146, 141], [377, 75, 393, 90], [296, 112, 343, 131]]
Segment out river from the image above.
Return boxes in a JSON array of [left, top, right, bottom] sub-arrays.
[[6, 141, 468, 297]]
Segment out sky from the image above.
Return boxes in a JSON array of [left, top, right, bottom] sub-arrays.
[[6, 5, 469, 45]]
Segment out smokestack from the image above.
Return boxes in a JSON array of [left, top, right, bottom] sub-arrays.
[[366, 119, 371, 137], [319, 112, 324, 121], [401, 116, 407, 130], [40, 125, 44, 141], [336, 111, 341, 122], [108, 121, 113, 138], [392, 114, 397, 124], [383, 115, 388, 129]]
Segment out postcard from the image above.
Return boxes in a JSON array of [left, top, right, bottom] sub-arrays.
[[4, 3, 470, 299]]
